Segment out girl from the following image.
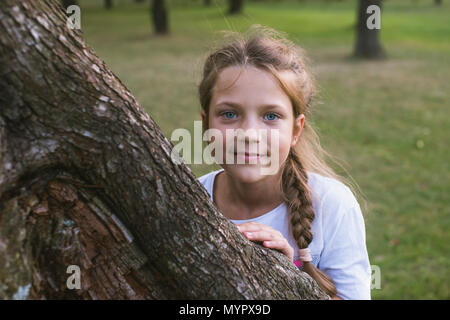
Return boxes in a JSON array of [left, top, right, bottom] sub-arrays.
[[197, 25, 371, 300]]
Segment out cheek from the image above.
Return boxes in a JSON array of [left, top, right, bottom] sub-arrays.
[[268, 127, 293, 156], [275, 135, 292, 164], [214, 127, 232, 159], [207, 118, 226, 141]]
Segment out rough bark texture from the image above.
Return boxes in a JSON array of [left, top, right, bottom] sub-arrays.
[[0, 0, 329, 300], [354, 0, 385, 59]]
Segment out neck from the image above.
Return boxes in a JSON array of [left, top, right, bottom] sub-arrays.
[[221, 169, 284, 219]]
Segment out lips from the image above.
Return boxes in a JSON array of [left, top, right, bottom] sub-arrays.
[[234, 152, 260, 157]]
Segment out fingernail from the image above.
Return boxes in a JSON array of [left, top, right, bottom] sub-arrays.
[[246, 232, 253, 238]]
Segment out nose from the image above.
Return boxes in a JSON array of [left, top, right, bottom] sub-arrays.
[[238, 115, 260, 144]]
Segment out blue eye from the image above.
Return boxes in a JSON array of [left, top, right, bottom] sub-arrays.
[[264, 113, 279, 121], [223, 111, 237, 119]]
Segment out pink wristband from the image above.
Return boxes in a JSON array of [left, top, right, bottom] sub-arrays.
[[298, 248, 312, 262]]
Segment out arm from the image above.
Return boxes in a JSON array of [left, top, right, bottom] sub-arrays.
[[318, 203, 372, 300]]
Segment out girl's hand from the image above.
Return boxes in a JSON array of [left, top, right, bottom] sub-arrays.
[[236, 222, 294, 262]]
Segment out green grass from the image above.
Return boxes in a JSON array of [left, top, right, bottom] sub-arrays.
[[79, 0, 449, 299]]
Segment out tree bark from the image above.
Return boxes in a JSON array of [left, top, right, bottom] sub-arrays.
[[354, 0, 385, 59], [151, 0, 169, 35], [0, 0, 329, 300]]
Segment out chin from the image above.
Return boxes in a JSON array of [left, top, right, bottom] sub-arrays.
[[223, 164, 270, 184]]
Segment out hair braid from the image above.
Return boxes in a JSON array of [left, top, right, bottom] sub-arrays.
[[282, 150, 314, 250], [282, 149, 337, 298]]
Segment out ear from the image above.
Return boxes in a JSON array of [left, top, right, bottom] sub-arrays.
[[291, 113, 305, 147], [201, 109, 208, 131]]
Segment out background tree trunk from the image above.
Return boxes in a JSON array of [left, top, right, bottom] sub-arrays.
[[151, 0, 169, 35], [0, 0, 329, 300], [354, 0, 385, 59], [105, 0, 113, 10], [60, 0, 78, 8], [434, 0, 442, 5], [228, 0, 244, 15]]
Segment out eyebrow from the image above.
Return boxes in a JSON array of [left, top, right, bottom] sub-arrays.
[[215, 101, 285, 110]]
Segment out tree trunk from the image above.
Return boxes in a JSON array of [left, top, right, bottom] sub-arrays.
[[0, 0, 329, 300], [434, 0, 442, 5], [105, 0, 113, 10], [228, 0, 244, 15], [151, 0, 169, 35], [354, 0, 385, 59], [61, 0, 78, 8]]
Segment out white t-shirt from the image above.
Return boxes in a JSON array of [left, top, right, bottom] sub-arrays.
[[198, 168, 371, 300]]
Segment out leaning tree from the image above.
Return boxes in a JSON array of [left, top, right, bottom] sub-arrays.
[[0, 0, 329, 300]]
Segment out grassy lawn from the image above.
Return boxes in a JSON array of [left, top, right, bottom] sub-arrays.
[[79, 0, 449, 299]]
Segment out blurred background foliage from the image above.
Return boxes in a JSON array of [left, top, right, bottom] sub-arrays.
[[72, 0, 449, 299]]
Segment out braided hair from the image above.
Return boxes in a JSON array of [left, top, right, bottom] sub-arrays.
[[282, 149, 337, 297]]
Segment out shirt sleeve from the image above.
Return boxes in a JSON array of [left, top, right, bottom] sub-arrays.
[[317, 192, 372, 300]]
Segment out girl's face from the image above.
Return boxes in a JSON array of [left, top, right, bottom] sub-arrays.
[[202, 65, 304, 183]]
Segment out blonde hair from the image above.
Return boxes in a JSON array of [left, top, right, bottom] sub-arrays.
[[198, 25, 348, 297]]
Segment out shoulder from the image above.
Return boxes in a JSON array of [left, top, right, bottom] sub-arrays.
[[197, 168, 222, 185], [307, 174, 370, 300], [196, 168, 224, 199], [307, 172, 361, 222]]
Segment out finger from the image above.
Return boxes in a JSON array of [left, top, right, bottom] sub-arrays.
[[253, 224, 282, 237], [264, 240, 294, 260], [236, 223, 263, 233], [244, 230, 277, 242], [237, 222, 277, 234], [263, 240, 285, 249]]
